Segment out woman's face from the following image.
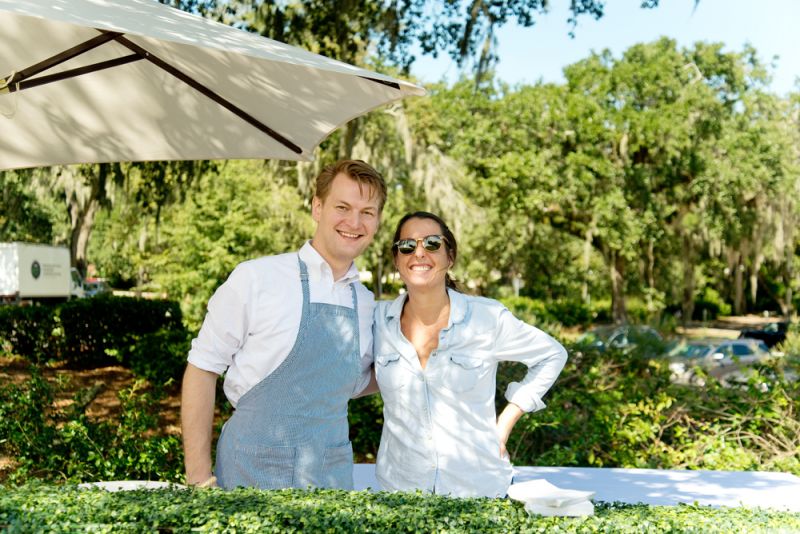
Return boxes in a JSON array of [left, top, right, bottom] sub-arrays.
[[394, 217, 451, 292]]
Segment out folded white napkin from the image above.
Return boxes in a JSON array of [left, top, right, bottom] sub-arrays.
[[508, 479, 595, 517]]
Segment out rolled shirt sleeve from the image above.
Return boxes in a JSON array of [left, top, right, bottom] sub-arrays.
[[493, 308, 568, 412], [187, 264, 252, 376]]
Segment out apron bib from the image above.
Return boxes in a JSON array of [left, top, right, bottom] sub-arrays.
[[215, 256, 361, 489]]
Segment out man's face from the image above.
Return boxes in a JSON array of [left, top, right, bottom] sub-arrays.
[[311, 173, 381, 271]]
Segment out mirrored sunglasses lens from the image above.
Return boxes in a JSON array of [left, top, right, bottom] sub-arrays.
[[423, 236, 443, 251], [397, 240, 416, 254]]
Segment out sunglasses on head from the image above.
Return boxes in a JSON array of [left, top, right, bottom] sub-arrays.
[[393, 235, 447, 255]]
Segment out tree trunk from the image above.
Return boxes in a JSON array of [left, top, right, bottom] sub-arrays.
[[69, 198, 99, 277], [777, 191, 796, 318], [609, 250, 627, 324], [783, 263, 794, 318], [781, 239, 794, 318], [62, 165, 107, 277], [749, 253, 764, 307], [733, 258, 744, 315], [680, 235, 695, 325], [732, 240, 748, 315], [581, 227, 593, 303], [137, 224, 147, 297], [338, 119, 359, 160]]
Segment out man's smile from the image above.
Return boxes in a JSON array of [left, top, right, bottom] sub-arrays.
[[338, 230, 363, 239]]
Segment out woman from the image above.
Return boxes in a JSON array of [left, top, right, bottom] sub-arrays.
[[374, 211, 568, 498]]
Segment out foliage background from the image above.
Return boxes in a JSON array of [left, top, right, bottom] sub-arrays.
[[2, 1, 800, 528]]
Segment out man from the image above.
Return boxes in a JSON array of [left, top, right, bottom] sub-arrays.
[[181, 160, 385, 490]]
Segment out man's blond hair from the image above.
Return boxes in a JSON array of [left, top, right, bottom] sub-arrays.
[[314, 160, 387, 211]]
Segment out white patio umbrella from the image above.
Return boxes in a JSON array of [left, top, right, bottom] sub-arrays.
[[0, 0, 425, 170]]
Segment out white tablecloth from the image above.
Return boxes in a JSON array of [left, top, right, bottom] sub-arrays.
[[353, 464, 800, 512]]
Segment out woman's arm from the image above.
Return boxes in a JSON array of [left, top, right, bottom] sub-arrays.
[[496, 402, 524, 458], [493, 307, 568, 413]]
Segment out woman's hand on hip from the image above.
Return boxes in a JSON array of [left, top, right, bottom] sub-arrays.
[[496, 402, 524, 459]]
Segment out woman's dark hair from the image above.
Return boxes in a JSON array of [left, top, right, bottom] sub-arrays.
[[392, 211, 460, 291]]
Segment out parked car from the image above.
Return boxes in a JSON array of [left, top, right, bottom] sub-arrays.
[[576, 324, 664, 354], [739, 321, 789, 349], [666, 338, 771, 385], [84, 279, 112, 297]]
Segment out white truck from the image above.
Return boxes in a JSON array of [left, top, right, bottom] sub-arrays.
[[0, 242, 85, 303]]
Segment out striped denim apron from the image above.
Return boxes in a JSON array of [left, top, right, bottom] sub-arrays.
[[215, 256, 361, 489]]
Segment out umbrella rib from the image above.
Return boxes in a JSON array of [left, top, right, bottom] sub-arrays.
[[2, 32, 121, 88], [6, 55, 144, 93], [358, 76, 401, 91], [105, 31, 303, 156]]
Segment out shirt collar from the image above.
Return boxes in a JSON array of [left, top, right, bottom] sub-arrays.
[[385, 288, 469, 327], [447, 288, 468, 326], [298, 241, 360, 284]]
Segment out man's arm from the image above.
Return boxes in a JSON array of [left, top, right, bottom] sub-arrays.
[[181, 363, 220, 486], [352, 367, 379, 398]]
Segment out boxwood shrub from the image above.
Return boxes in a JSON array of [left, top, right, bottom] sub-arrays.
[[0, 304, 58, 363], [1, 485, 799, 533], [58, 295, 184, 368], [0, 296, 189, 377]]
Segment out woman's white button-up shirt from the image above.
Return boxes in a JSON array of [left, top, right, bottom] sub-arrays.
[[374, 289, 567, 498]]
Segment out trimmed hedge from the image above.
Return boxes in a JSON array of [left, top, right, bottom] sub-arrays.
[[0, 304, 58, 363], [2, 484, 800, 533], [0, 296, 188, 380], [120, 327, 191, 385], [59, 295, 184, 368]]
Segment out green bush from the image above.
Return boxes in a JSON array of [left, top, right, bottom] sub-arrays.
[[589, 298, 612, 323], [347, 341, 799, 473], [692, 287, 732, 321], [348, 394, 384, 463], [58, 295, 185, 368], [502, 296, 591, 328], [2, 484, 799, 533], [546, 298, 592, 327], [501, 345, 800, 474], [777, 322, 800, 359], [589, 296, 668, 325], [499, 296, 572, 335], [625, 298, 651, 324], [0, 304, 58, 363], [0, 366, 183, 484], [118, 327, 192, 385], [0, 297, 187, 371]]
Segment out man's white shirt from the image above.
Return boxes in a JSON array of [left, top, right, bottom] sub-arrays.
[[188, 241, 375, 407]]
